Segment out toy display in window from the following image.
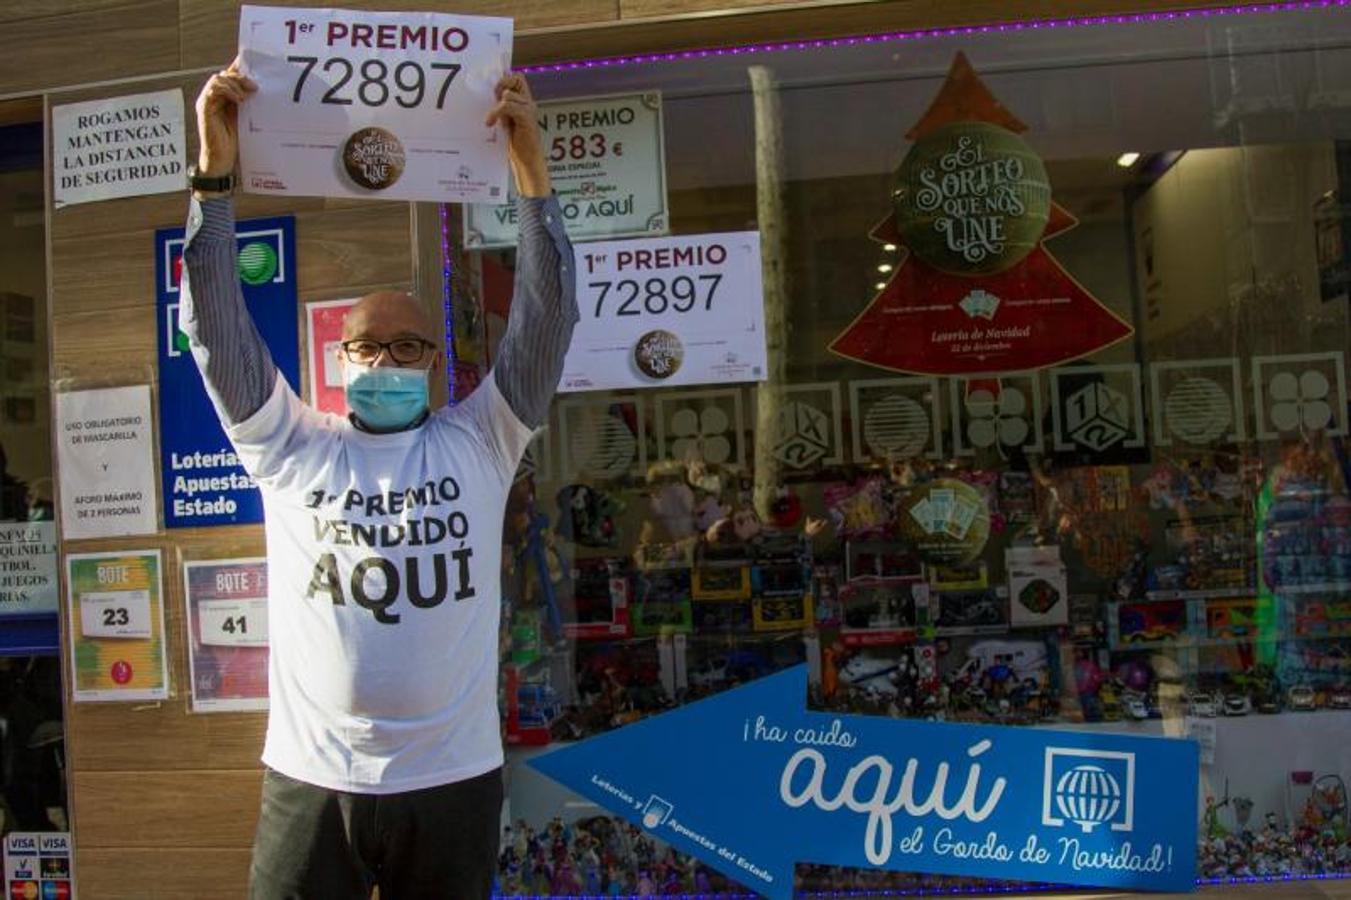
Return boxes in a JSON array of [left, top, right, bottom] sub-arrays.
[[934, 587, 1006, 631], [556, 484, 624, 548], [497, 345, 1351, 888], [563, 558, 632, 640]]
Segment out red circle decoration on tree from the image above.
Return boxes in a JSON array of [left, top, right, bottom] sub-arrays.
[[894, 121, 1051, 276]]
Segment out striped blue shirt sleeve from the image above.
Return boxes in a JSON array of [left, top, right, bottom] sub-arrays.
[[180, 195, 278, 426], [492, 194, 579, 429]]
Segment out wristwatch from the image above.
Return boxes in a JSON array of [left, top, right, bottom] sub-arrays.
[[188, 165, 235, 193]]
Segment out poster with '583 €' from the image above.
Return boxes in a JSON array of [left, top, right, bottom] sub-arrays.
[[238, 4, 512, 203]]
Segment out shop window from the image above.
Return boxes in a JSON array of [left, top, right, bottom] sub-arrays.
[[0, 107, 65, 838], [434, 8, 1351, 895]]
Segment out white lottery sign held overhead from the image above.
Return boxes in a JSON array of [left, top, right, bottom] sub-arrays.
[[238, 5, 512, 203], [561, 232, 769, 393]]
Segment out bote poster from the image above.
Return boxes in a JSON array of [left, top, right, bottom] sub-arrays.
[[66, 549, 169, 702], [184, 558, 270, 713], [830, 53, 1132, 376]]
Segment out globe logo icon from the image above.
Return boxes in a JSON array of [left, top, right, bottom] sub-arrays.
[[1054, 764, 1123, 833], [237, 241, 278, 286]]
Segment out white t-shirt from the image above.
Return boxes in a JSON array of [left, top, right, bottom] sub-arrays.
[[226, 373, 531, 793]]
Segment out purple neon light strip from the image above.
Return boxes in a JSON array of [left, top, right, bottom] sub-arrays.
[[438, 201, 457, 404], [517, 0, 1348, 74], [490, 871, 1351, 898]]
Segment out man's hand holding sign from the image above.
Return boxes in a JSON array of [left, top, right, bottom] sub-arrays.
[[180, 7, 576, 898]]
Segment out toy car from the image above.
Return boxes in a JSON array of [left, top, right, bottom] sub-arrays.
[[1222, 693, 1251, 716], [1287, 684, 1318, 711], [1188, 692, 1217, 717], [1118, 601, 1186, 644], [838, 653, 903, 696], [841, 579, 917, 630], [1329, 684, 1351, 709], [936, 592, 1003, 628]]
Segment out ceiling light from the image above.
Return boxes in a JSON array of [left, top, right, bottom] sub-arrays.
[[1117, 152, 1141, 167], [877, 263, 893, 274]]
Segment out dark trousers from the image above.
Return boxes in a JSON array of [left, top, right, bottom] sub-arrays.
[[248, 766, 503, 900]]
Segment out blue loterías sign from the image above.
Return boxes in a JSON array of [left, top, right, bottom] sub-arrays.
[[155, 216, 300, 528], [530, 666, 1198, 896]]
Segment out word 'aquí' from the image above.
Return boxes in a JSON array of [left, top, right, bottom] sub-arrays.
[[780, 739, 1007, 866]]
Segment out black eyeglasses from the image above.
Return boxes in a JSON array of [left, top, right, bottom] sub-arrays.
[[340, 338, 435, 365]]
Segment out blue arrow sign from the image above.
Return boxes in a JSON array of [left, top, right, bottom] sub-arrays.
[[529, 666, 1198, 897]]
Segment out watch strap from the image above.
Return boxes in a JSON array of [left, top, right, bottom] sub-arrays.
[[188, 166, 235, 193]]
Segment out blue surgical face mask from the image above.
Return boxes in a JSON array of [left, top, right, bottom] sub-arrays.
[[344, 365, 430, 431]]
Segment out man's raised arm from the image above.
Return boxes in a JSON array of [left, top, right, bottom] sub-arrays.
[[180, 61, 276, 427], [484, 74, 579, 429]]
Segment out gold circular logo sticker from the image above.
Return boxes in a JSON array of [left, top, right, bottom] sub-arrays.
[[634, 330, 684, 380], [342, 127, 406, 191]]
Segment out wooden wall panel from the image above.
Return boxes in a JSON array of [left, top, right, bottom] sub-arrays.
[[72, 770, 263, 848], [51, 307, 156, 372], [47, 191, 360, 242], [0, 0, 138, 24], [0, 1, 179, 97], [70, 703, 267, 771], [51, 227, 161, 317], [178, 0, 623, 69], [76, 849, 252, 900], [290, 202, 415, 297]]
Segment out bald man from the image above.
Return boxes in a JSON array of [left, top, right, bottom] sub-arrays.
[[181, 62, 576, 899]]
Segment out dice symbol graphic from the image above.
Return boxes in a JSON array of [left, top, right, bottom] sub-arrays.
[[1066, 382, 1130, 451], [774, 401, 830, 468]]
